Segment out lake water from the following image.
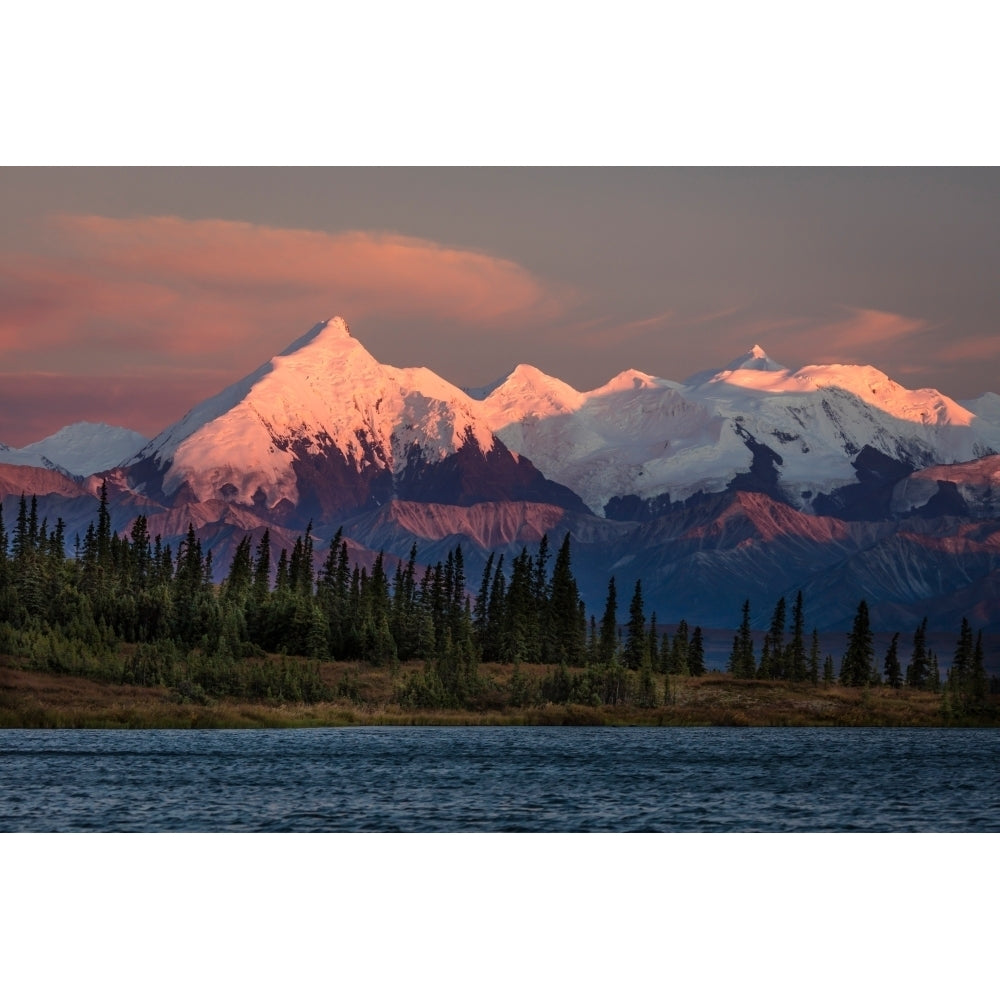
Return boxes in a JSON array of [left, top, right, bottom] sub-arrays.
[[1, 726, 997, 831]]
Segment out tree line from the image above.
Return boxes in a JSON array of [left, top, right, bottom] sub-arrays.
[[0, 488, 993, 713], [727, 593, 991, 712]]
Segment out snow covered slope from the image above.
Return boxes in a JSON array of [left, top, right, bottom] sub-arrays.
[[481, 345, 1000, 515], [11, 328, 999, 524], [127, 317, 574, 519], [0, 423, 149, 477]]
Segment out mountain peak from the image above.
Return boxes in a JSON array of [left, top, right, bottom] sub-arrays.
[[594, 369, 664, 395], [278, 316, 352, 357], [0, 421, 149, 476], [727, 344, 785, 372]]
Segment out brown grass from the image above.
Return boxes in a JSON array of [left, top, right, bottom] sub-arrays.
[[1, 658, 995, 729]]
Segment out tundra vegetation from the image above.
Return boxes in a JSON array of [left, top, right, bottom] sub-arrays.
[[1, 489, 996, 727]]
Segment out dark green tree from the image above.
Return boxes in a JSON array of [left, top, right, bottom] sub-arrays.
[[727, 600, 756, 678], [597, 576, 618, 665], [883, 632, 902, 688], [689, 625, 706, 677], [822, 654, 835, 685], [548, 534, 584, 664], [905, 617, 930, 689], [808, 629, 821, 685], [759, 596, 786, 679], [622, 580, 647, 671], [787, 591, 807, 681], [669, 619, 690, 675], [839, 600, 874, 687]]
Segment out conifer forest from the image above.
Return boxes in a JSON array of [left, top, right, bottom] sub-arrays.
[[0, 487, 994, 718]]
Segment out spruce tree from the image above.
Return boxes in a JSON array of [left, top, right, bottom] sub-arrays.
[[906, 618, 929, 689], [484, 555, 506, 663], [503, 549, 533, 664], [948, 618, 976, 712], [822, 654, 835, 685], [727, 600, 755, 678], [274, 549, 290, 595], [96, 480, 112, 571], [587, 614, 598, 665], [0, 502, 7, 591], [622, 580, 646, 671], [883, 632, 902, 688], [927, 652, 941, 693], [670, 619, 690, 675], [808, 629, 821, 684], [598, 576, 618, 665], [532, 534, 551, 659], [689, 625, 706, 677], [647, 612, 659, 672], [840, 600, 874, 687], [787, 591, 807, 681], [252, 529, 272, 605], [473, 552, 495, 652], [549, 534, 584, 664], [760, 596, 786, 679], [222, 535, 254, 607], [971, 630, 988, 708]]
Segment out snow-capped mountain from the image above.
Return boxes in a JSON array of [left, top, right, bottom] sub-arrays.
[[480, 345, 1000, 517], [18, 329, 999, 520], [7, 317, 1000, 633], [126, 317, 584, 525], [0, 422, 149, 477]]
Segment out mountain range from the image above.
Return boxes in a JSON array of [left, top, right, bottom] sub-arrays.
[[4, 316, 1000, 634]]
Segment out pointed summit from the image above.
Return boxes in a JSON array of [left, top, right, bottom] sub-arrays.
[[129, 316, 517, 512], [479, 364, 583, 420], [726, 345, 785, 372], [277, 316, 353, 357], [684, 344, 786, 386]]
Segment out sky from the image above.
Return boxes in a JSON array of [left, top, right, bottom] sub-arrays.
[[5, 6, 997, 991], [2, 167, 999, 447]]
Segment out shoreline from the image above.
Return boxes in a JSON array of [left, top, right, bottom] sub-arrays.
[[3, 663, 995, 729]]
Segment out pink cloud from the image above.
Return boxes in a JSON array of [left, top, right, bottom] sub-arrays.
[[0, 215, 570, 371], [0, 371, 234, 447], [930, 335, 1000, 363], [802, 307, 930, 359], [49, 214, 566, 322], [705, 306, 932, 370]]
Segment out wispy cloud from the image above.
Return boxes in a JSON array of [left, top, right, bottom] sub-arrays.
[[804, 306, 931, 359], [704, 306, 933, 371], [563, 308, 676, 348], [0, 215, 571, 370], [0, 215, 578, 442], [930, 335, 1000, 363]]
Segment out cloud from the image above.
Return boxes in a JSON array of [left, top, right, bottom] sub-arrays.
[[699, 305, 933, 371], [930, 335, 1000, 363], [0, 215, 570, 370], [802, 306, 930, 359], [558, 309, 676, 348], [0, 370, 233, 447]]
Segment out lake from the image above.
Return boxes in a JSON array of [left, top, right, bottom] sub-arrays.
[[1, 726, 997, 832]]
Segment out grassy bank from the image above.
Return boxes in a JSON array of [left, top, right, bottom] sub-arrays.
[[2, 657, 995, 728]]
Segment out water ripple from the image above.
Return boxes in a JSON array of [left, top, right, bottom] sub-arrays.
[[1, 727, 998, 832]]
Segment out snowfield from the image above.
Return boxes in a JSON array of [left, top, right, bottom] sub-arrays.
[[10, 323, 1000, 520]]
